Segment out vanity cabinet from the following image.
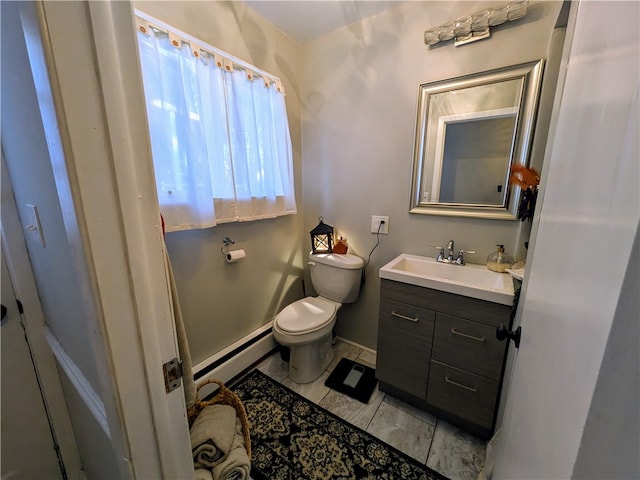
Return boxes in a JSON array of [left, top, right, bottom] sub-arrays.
[[376, 279, 512, 439], [376, 298, 435, 399]]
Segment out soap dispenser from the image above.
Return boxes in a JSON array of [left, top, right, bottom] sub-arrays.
[[486, 245, 514, 273]]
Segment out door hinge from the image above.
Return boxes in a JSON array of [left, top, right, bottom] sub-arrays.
[[162, 357, 182, 393]]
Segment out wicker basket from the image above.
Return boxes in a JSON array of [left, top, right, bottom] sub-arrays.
[[187, 379, 251, 458]]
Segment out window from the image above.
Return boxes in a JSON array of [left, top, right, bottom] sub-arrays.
[[135, 12, 296, 231]]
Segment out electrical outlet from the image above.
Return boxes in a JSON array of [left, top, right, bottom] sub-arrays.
[[371, 215, 389, 234]]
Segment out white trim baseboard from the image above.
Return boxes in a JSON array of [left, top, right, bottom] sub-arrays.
[[335, 336, 377, 356], [193, 322, 277, 398]]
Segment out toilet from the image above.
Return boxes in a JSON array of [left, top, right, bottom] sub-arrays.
[[273, 252, 364, 383]]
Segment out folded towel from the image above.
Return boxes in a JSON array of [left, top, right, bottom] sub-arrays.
[[194, 468, 213, 480], [191, 405, 237, 468], [193, 441, 224, 468], [212, 418, 250, 480]]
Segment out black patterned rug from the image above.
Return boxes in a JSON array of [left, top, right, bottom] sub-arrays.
[[231, 369, 449, 480]]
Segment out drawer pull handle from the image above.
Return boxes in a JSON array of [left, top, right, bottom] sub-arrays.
[[444, 376, 478, 392], [450, 328, 486, 343], [391, 311, 419, 322]]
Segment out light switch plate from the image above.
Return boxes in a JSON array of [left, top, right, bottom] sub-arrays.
[[25, 204, 45, 247]]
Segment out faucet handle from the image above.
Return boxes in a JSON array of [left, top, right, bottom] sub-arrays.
[[431, 245, 446, 262], [454, 249, 476, 265]]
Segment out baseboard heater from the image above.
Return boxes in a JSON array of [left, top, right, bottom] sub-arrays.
[[192, 321, 276, 397]]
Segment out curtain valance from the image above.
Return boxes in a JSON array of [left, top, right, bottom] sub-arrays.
[[134, 11, 285, 95]]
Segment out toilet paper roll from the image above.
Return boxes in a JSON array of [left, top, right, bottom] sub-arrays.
[[226, 249, 246, 263]]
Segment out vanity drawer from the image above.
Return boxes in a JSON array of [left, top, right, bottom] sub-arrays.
[[376, 299, 435, 399], [426, 360, 498, 430], [432, 313, 506, 381]]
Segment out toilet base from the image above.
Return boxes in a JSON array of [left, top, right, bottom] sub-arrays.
[[288, 332, 334, 384], [279, 345, 290, 362]]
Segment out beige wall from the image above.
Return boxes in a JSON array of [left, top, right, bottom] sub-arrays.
[[132, 1, 563, 357], [132, 1, 305, 364], [300, 1, 563, 348]]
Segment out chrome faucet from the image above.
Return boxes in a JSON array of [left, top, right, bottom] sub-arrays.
[[432, 240, 475, 265], [446, 240, 455, 262]]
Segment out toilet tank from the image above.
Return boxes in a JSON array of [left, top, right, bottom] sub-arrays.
[[309, 253, 364, 303]]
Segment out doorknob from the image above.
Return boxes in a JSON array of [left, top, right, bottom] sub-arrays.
[[496, 324, 521, 348]]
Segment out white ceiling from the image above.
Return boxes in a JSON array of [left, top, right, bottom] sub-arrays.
[[242, 1, 405, 43]]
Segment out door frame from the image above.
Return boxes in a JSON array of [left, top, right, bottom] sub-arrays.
[[11, 1, 193, 477]]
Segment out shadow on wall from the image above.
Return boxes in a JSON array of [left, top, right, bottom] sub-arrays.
[[265, 245, 306, 320], [163, 217, 305, 363], [230, 2, 270, 69]]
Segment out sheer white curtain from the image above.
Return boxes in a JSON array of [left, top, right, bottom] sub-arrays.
[[136, 17, 296, 231]]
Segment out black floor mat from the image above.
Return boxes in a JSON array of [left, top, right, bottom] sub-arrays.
[[324, 357, 378, 404]]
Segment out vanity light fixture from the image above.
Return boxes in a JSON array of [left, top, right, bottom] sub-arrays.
[[424, 0, 528, 48]]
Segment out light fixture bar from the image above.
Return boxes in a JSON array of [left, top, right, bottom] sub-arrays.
[[424, 0, 528, 48]]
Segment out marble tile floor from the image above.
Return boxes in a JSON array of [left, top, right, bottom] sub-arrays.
[[251, 339, 487, 480]]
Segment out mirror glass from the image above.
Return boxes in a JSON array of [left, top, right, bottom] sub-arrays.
[[410, 60, 545, 220]]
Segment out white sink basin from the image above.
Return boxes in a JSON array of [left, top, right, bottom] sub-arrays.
[[379, 253, 514, 305]]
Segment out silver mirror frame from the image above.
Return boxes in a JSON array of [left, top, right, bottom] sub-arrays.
[[409, 59, 545, 220]]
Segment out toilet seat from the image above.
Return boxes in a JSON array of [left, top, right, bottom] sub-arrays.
[[275, 296, 338, 335]]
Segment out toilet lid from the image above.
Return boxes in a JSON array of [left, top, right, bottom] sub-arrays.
[[276, 297, 337, 334]]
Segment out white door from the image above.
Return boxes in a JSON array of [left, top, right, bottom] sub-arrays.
[[493, 1, 639, 478], [1, 1, 193, 478], [1, 250, 62, 479], [1, 151, 83, 480]]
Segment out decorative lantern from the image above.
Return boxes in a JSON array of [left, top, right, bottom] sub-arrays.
[[309, 217, 334, 254]]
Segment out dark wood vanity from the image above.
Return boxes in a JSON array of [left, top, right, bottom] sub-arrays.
[[376, 278, 513, 439]]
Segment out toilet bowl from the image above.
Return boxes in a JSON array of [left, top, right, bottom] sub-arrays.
[[273, 253, 363, 384], [273, 296, 339, 383]]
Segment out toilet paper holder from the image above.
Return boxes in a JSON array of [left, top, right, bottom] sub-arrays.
[[220, 236, 235, 256], [220, 237, 246, 263]]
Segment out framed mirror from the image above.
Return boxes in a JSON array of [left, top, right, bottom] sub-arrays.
[[409, 59, 545, 220]]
